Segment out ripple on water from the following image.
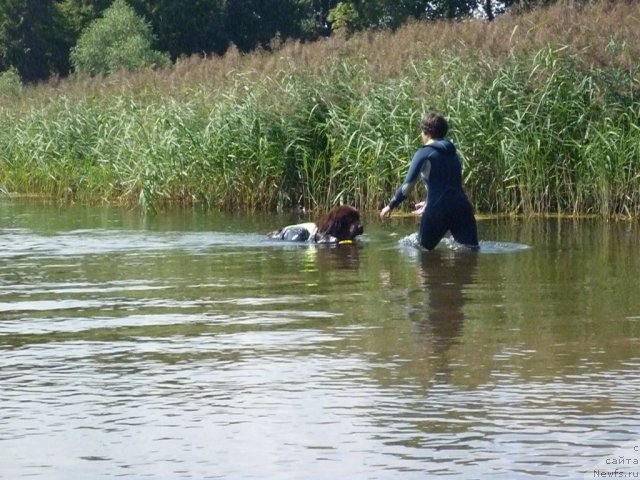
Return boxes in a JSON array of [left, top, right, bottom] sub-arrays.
[[0, 228, 269, 259], [1, 219, 640, 480], [2, 340, 639, 479], [399, 232, 530, 253]]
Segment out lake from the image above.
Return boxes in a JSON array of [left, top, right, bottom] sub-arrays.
[[1, 199, 639, 479]]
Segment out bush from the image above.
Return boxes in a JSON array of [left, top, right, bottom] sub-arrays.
[[70, 0, 170, 76], [0, 68, 22, 97], [328, 2, 361, 36]]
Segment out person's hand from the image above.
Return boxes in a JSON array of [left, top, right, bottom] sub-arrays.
[[380, 205, 392, 219], [412, 201, 426, 216]]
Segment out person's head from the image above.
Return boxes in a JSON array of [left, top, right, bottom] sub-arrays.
[[420, 113, 448, 140]]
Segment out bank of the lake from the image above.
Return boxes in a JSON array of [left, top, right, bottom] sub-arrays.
[[1, 1, 639, 216]]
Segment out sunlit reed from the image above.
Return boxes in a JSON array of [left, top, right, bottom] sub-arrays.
[[0, 1, 638, 216]]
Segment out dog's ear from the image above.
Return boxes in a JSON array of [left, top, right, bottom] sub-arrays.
[[315, 210, 336, 236]]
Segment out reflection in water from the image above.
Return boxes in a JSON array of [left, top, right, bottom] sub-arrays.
[[315, 243, 361, 270], [411, 251, 478, 367], [2, 200, 640, 480]]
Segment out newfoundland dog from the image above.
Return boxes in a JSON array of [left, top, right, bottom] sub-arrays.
[[267, 205, 364, 244]]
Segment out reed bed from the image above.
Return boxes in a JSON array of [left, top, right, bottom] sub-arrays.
[[1, 1, 639, 216]]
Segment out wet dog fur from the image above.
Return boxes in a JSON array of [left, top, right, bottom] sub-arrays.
[[267, 205, 364, 243]]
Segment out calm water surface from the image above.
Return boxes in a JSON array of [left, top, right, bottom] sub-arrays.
[[1, 200, 639, 479]]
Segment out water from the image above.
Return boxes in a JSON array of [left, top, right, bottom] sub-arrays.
[[1, 200, 639, 479]]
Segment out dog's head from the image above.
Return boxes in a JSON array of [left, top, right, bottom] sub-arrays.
[[316, 205, 364, 242]]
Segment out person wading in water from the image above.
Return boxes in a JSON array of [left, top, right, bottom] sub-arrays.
[[380, 112, 479, 250]]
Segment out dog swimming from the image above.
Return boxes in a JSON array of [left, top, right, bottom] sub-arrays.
[[267, 205, 364, 244]]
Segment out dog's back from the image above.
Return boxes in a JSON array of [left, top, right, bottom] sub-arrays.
[[267, 222, 317, 241]]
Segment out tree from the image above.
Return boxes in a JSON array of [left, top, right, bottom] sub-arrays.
[[70, 0, 169, 76], [222, 0, 333, 52], [294, 0, 335, 39], [131, 0, 228, 59], [0, 0, 71, 82], [326, 0, 477, 33], [56, 0, 112, 37], [423, 0, 476, 20], [327, 2, 360, 35]]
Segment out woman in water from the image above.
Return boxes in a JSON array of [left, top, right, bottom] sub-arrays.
[[380, 112, 478, 250]]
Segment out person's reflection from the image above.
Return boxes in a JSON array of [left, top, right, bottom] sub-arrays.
[[410, 250, 478, 376]]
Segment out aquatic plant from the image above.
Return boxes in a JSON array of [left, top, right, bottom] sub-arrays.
[[0, 1, 638, 216]]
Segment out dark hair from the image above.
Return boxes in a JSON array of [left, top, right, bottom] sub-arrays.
[[420, 113, 448, 139]]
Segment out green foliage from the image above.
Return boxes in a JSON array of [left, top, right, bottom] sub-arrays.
[[2, 47, 638, 216], [0, 67, 21, 96], [0, 0, 555, 84], [328, 2, 361, 35], [57, 0, 112, 38], [439, 48, 639, 215], [134, 0, 228, 58], [0, 0, 72, 81], [70, 0, 169, 76], [1, 2, 639, 217], [423, 0, 476, 19]]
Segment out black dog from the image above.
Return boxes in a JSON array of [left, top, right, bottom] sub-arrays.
[[267, 205, 364, 244]]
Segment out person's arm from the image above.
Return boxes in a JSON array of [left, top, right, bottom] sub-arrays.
[[380, 149, 429, 218]]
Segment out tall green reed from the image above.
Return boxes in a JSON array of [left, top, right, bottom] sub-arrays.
[[1, 30, 638, 217], [440, 47, 639, 217]]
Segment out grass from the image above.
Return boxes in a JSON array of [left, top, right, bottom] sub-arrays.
[[0, 1, 639, 216]]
